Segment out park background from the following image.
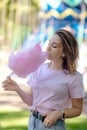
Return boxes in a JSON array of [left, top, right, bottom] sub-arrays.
[[0, 0, 87, 130]]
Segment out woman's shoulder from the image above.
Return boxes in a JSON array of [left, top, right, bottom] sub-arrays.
[[73, 71, 83, 78], [62, 69, 83, 78], [69, 71, 83, 85]]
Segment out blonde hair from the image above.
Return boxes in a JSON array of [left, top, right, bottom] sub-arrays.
[[55, 29, 79, 73]]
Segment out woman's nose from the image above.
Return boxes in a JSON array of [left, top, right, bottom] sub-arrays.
[[47, 45, 51, 51]]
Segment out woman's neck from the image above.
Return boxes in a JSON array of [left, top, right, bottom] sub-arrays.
[[49, 61, 63, 70]]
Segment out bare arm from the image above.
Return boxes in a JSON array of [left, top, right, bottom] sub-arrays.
[[15, 84, 33, 106], [63, 98, 83, 118], [2, 76, 33, 106], [42, 98, 83, 126]]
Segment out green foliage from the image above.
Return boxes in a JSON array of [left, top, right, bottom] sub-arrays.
[[31, 0, 40, 11]]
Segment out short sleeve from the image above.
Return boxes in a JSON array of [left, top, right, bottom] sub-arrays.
[[69, 74, 85, 98], [26, 64, 42, 86]]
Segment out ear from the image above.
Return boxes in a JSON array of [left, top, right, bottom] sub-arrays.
[[62, 51, 65, 57], [62, 54, 65, 57]]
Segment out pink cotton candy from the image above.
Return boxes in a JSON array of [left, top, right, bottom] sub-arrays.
[[8, 43, 47, 77]]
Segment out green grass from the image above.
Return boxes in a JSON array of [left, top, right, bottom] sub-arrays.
[[0, 110, 87, 130], [0, 109, 30, 130], [66, 116, 87, 130]]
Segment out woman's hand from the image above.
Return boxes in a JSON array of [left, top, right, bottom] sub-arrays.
[[2, 76, 19, 91], [42, 110, 62, 126]]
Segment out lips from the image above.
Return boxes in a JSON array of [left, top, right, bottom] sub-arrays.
[[46, 52, 51, 59]]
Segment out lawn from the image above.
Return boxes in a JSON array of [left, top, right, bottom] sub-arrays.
[[0, 110, 87, 130], [66, 116, 87, 130], [0, 110, 29, 130]]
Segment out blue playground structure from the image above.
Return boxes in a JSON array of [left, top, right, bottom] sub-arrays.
[[23, 0, 87, 49]]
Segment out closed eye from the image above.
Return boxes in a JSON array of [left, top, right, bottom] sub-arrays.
[[48, 41, 58, 48], [52, 45, 57, 48], [52, 43, 58, 48]]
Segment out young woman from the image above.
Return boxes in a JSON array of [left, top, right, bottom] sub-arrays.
[[2, 29, 85, 130]]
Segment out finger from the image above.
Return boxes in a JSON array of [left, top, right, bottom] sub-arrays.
[[44, 117, 54, 126], [4, 87, 9, 90], [2, 84, 7, 88], [2, 78, 9, 84], [2, 80, 6, 84], [2, 79, 11, 86], [3, 84, 13, 91], [4, 87, 10, 91], [7, 76, 12, 81], [3, 85, 8, 90], [2, 81, 9, 86], [6, 76, 15, 85], [2, 83, 10, 88], [2, 83, 7, 88], [43, 117, 50, 126], [2, 78, 11, 85], [2, 81, 13, 88]]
